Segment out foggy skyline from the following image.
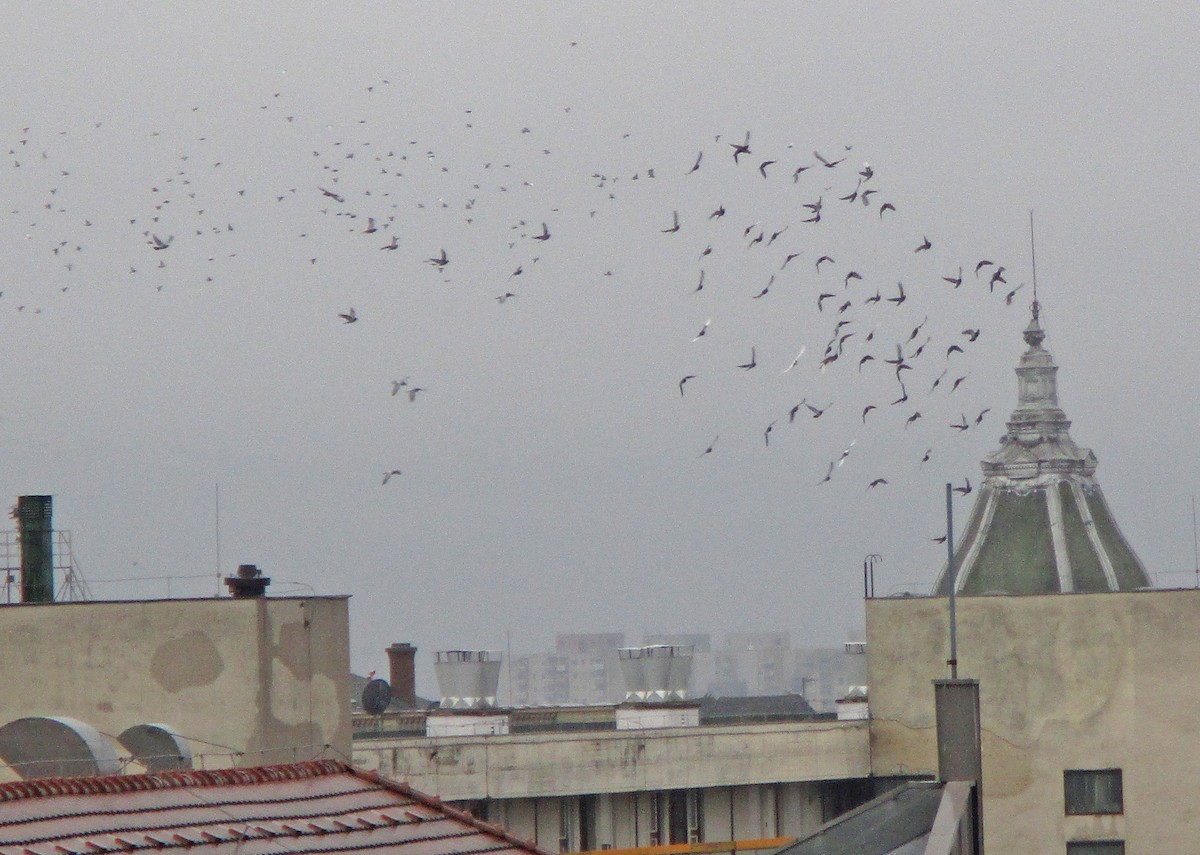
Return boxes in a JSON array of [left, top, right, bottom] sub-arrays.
[[3, 4, 1198, 690]]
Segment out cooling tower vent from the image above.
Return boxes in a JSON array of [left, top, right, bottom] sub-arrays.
[[434, 650, 503, 709], [618, 644, 693, 702]]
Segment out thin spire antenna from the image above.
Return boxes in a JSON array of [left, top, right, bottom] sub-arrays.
[[1029, 209, 1039, 311]]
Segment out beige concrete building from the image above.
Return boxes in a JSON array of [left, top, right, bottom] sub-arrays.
[[353, 712, 874, 852], [868, 589, 1198, 853], [0, 595, 351, 767]]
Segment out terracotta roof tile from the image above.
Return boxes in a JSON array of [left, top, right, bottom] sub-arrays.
[[0, 762, 548, 855]]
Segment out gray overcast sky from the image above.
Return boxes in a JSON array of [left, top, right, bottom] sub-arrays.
[[3, 4, 1198, 691]]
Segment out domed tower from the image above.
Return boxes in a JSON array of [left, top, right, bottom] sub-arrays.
[[933, 302, 1150, 595]]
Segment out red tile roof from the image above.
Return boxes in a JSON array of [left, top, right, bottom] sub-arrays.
[[0, 760, 549, 855]]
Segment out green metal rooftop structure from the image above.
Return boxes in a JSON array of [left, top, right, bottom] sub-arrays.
[[933, 302, 1150, 595]]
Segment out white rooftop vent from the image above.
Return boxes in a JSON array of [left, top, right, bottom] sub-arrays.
[[618, 645, 693, 702], [434, 650, 502, 709]]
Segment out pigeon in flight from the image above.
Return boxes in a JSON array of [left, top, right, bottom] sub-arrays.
[[914, 236, 931, 253], [692, 319, 711, 341], [686, 151, 703, 174], [679, 375, 696, 396], [427, 248, 449, 268], [782, 347, 805, 373], [698, 435, 719, 458], [662, 210, 680, 233], [532, 222, 550, 241], [382, 470, 402, 485], [737, 347, 758, 370], [150, 234, 172, 250], [338, 308, 358, 323], [953, 478, 973, 496]]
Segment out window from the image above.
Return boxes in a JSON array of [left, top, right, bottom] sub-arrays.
[[1066, 842, 1124, 855], [1064, 769, 1123, 815]]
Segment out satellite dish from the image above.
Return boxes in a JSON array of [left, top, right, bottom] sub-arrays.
[[362, 678, 393, 715]]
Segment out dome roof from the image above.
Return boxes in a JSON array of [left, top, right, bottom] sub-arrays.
[[933, 303, 1150, 595]]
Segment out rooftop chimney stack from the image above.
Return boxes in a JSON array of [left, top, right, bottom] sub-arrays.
[[386, 642, 418, 708], [224, 564, 271, 598], [17, 495, 54, 604]]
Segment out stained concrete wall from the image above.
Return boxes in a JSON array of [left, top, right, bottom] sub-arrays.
[[353, 719, 869, 801], [0, 596, 350, 768], [867, 589, 1200, 854]]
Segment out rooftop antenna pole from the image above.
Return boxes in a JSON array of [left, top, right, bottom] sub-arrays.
[[946, 482, 958, 679], [214, 483, 222, 595], [1192, 496, 1198, 589], [1029, 209, 1039, 312]]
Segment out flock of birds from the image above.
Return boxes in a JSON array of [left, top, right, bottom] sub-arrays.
[[4, 78, 1026, 535]]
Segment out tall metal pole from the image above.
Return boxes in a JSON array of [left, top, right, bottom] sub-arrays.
[[946, 482, 958, 679]]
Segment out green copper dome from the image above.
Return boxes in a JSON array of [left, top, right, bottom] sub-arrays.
[[934, 303, 1150, 595]]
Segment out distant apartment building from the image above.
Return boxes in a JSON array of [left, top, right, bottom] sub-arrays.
[[505, 630, 863, 712]]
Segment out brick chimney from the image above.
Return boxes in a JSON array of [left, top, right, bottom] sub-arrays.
[[386, 642, 418, 708]]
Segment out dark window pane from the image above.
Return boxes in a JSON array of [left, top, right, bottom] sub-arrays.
[[1064, 769, 1123, 815], [1066, 841, 1125, 855]]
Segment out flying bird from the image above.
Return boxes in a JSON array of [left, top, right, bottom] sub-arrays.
[[868, 478, 888, 489], [914, 236, 931, 253], [989, 266, 1007, 291], [844, 271, 862, 288], [962, 328, 981, 342], [338, 308, 358, 324], [905, 411, 922, 428], [427, 248, 449, 268], [709, 205, 725, 219], [679, 375, 696, 396], [149, 233, 172, 250], [758, 159, 776, 178], [692, 270, 705, 293], [692, 319, 711, 341], [729, 133, 751, 162], [886, 282, 907, 305], [318, 187, 344, 202], [943, 267, 963, 288], [862, 404, 877, 423], [698, 435, 719, 457], [382, 470, 402, 485], [813, 150, 845, 168], [380, 235, 398, 250], [815, 255, 835, 271], [878, 202, 896, 217], [953, 478, 973, 496], [406, 387, 425, 402], [532, 222, 550, 241], [764, 420, 777, 447], [737, 347, 758, 370], [975, 408, 991, 425], [496, 292, 517, 303], [818, 461, 835, 485], [686, 151, 703, 174], [390, 378, 410, 396], [661, 210, 680, 233], [975, 260, 993, 277]]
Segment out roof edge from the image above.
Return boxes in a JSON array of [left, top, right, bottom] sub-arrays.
[[0, 759, 348, 802]]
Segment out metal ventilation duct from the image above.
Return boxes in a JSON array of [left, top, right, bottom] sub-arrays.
[[618, 645, 694, 702], [433, 650, 502, 709]]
